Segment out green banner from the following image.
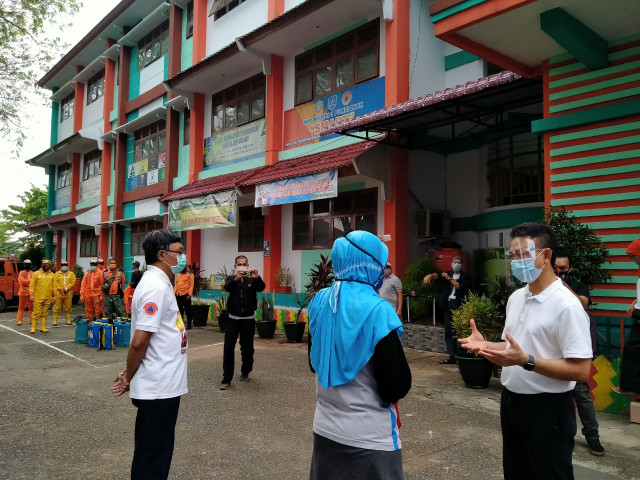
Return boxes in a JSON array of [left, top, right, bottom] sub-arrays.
[[168, 190, 237, 231]]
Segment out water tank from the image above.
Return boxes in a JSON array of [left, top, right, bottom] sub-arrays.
[[432, 242, 470, 273]]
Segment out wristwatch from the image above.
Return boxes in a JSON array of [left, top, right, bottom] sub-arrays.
[[523, 354, 535, 371]]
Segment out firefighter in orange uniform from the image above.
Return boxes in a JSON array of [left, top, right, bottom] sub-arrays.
[[16, 259, 33, 325], [96, 258, 106, 318], [174, 266, 195, 329], [29, 259, 55, 333], [103, 258, 125, 318], [80, 260, 102, 321]]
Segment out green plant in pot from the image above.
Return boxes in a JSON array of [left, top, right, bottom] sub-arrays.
[[189, 262, 210, 327], [452, 293, 503, 389], [401, 257, 441, 323], [214, 291, 229, 332], [71, 264, 84, 304], [256, 291, 276, 339], [275, 265, 292, 294]]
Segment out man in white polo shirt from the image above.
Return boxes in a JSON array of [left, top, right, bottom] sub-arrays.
[[111, 229, 188, 480], [460, 223, 592, 480]]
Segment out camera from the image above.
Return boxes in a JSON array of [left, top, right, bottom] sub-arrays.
[[238, 270, 251, 277]]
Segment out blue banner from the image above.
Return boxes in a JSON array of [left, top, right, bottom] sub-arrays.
[[254, 170, 338, 207]]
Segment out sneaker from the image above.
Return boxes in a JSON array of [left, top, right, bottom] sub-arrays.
[[586, 438, 605, 456], [240, 373, 249, 381], [219, 382, 231, 390]]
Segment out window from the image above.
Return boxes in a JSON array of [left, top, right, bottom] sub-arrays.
[[238, 206, 264, 251], [212, 74, 265, 134], [87, 72, 105, 105], [487, 133, 543, 207], [56, 164, 72, 190], [292, 188, 377, 249], [130, 221, 163, 256], [60, 94, 74, 122], [80, 230, 98, 257], [183, 109, 190, 146], [295, 20, 379, 105], [210, 0, 247, 20], [134, 120, 167, 170], [186, 1, 194, 38], [82, 150, 102, 180], [137, 21, 170, 71]]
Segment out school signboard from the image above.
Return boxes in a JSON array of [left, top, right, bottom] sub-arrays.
[[168, 190, 237, 231]]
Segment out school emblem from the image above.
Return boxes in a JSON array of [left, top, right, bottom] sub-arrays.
[[342, 90, 352, 106], [328, 94, 337, 110], [143, 302, 158, 316]]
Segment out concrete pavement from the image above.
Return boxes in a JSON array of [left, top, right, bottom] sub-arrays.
[[0, 305, 638, 479]]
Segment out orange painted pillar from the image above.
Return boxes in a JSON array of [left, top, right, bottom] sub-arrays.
[[73, 67, 85, 134], [193, 0, 207, 63], [383, 0, 410, 274], [268, 0, 284, 20], [186, 93, 204, 266], [68, 227, 78, 267], [70, 152, 81, 211], [100, 48, 116, 257]]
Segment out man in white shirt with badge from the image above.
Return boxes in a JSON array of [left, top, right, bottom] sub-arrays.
[[459, 223, 592, 480], [111, 229, 188, 480]]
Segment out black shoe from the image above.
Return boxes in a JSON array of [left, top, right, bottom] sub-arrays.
[[586, 438, 605, 456], [186, 324, 192, 330], [240, 373, 249, 381], [439, 358, 456, 365], [220, 382, 231, 390]]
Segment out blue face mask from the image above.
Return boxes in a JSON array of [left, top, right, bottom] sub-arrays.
[[452, 263, 462, 273], [165, 252, 187, 275], [61, 266, 68, 272], [90, 266, 97, 271], [511, 251, 545, 284]]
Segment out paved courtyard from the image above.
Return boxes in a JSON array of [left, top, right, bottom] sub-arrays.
[[0, 305, 638, 480]]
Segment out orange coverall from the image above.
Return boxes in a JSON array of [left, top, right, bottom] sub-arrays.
[[96, 265, 106, 317], [80, 270, 102, 320], [16, 270, 33, 324], [123, 284, 135, 317]]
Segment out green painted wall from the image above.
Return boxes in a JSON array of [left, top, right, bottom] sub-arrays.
[[444, 51, 480, 70], [50, 91, 59, 146], [173, 111, 191, 190], [129, 46, 140, 100], [123, 227, 133, 282], [124, 202, 135, 219], [47, 165, 56, 215]]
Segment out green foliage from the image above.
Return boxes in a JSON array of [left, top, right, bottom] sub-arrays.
[[214, 291, 229, 313], [484, 274, 522, 313], [0, 1, 81, 150], [72, 264, 84, 279], [452, 293, 504, 344], [187, 262, 206, 300], [258, 292, 275, 322], [545, 206, 612, 287], [0, 184, 47, 245], [292, 254, 335, 320], [401, 257, 441, 320], [17, 236, 44, 267], [275, 265, 292, 286]]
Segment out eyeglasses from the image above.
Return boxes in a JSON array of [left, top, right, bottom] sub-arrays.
[[165, 249, 185, 255], [505, 248, 546, 260]]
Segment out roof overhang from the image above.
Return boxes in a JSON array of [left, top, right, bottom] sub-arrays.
[[97, 213, 166, 227], [73, 55, 106, 84], [166, 0, 382, 95], [429, 0, 640, 78], [50, 81, 76, 102], [24, 206, 100, 233], [115, 106, 167, 136], [25, 133, 100, 168], [118, 2, 171, 47]]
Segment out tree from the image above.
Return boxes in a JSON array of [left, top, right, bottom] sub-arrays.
[[0, 184, 48, 257], [0, 1, 81, 150], [545, 206, 612, 287]]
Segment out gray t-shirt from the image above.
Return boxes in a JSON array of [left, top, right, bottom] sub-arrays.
[[379, 274, 402, 309]]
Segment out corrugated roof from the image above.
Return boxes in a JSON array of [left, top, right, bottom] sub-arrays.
[[159, 168, 260, 202], [321, 71, 521, 136], [25, 207, 94, 229]]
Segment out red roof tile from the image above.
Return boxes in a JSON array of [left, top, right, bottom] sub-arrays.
[[160, 168, 259, 202], [321, 71, 521, 136], [25, 206, 94, 229]]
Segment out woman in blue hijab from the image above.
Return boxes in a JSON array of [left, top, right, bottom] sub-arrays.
[[308, 231, 412, 480]]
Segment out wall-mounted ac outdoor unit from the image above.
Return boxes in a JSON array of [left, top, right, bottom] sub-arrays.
[[416, 209, 451, 239]]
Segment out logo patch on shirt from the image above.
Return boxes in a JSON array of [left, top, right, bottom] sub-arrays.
[[143, 302, 158, 316]]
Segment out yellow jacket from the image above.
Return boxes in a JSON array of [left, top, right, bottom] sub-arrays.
[[54, 271, 76, 295], [29, 269, 55, 301]]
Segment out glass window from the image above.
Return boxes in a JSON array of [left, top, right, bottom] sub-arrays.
[[211, 74, 266, 134], [80, 230, 98, 258], [186, 1, 194, 37], [237, 206, 264, 252], [60, 94, 74, 122], [183, 109, 191, 146], [131, 221, 163, 255], [213, 109, 224, 132], [210, 0, 248, 20], [295, 74, 313, 105], [225, 106, 236, 129], [356, 47, 378, 82], [250, 94, 265, 120], [237, 100, 250, 125], [294, 221, 310, 248], [336, 57, 354, 89], [137, 21, 170, 71], [315, 65, 332, 97], [87, 72, 105, 105]]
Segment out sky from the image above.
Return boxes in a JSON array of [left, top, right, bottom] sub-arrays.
[[0, 0, 122, 212]]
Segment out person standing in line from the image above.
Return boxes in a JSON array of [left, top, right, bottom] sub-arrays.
[[424, 256, 471, 364], [460, 223, 592, 480], [308, 231, 411, 480], [220, 255, 265, 390], [111, 229, 188, 480], [52, 260, 76, 327], [554, 250, 604, 456], [132, 260, 141, 272], [103, 258, 126, 319], [80, 260, 102, 321], [16, 259, 33, 326], [378, 262, 403, 319], [174, 265, 194, 330], [123, 271, 143, 319], [29, 259, 55, 334], [96, 258, 106, 318]]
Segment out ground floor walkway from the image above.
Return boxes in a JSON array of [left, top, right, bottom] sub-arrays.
[[0, 306, 638, 479]]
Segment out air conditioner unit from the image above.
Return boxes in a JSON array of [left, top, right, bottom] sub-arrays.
[[416, 209, 450, 239]]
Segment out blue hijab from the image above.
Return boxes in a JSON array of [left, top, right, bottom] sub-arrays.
[[309, 231, 403, 389]]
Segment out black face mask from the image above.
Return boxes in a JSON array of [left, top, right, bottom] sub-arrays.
[[24, 265, 31, 270]]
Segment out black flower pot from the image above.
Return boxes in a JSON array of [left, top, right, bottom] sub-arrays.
[[283, 321, 306, 343], [256, 320, 277, 339], [192, 304, 211, 327], [456, 354, 494, 389], [217, 311, 229, 332]]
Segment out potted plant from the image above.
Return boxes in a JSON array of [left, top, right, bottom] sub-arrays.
[[214, 291, 229, 332], [452, 292, 504, 388], [189, 262, 210, 327], [71, 264, 84, 304], [256, 291, 276, 339], [275, 265, 293, 294]]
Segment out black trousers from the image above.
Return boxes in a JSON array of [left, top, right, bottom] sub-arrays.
[[175, 294, 192, 326], [222, 317, 255, 383], [443, 300, 459, 360], [620, 312, 640, 394], [501, 388, 576, 480], [131, 396, 181, 480]]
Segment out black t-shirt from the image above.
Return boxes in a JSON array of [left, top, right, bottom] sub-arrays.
[[566, 279, 591, 305]]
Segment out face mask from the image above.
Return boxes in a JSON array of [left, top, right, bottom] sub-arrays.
[[91, 266, 97, 271], [164, 252, 187, 275], [42, 265, 50, 271], [452, 263, 462, 273], [109, 264, 116, 271], [511, 250, 545, 284], [25, 265, 31, 270], [61, 266, 68, 272], [342, 235, 385, 290]]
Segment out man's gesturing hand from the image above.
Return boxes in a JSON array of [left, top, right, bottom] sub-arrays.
[[458, 319, 486, 354], [479, 333, 528, 367]]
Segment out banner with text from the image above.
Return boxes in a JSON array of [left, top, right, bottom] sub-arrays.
[[79, 176, 101, 203], [204, 119, 267, 170], [283, 77, 385, 150], [254, 170, 338, 207], [169, 190, 237, 231]]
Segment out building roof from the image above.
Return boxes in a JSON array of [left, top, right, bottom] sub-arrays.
[[25, 207, 95, 230], [160, 168, 260, 202]]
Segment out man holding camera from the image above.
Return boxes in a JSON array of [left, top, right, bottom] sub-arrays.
[[220, 255, 265, 390]]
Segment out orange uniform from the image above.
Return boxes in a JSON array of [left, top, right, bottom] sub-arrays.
[[80, 269, 103, 320], [95, 265, 106, 317], [123, 284, 135, 316], [16, 270, 33, 324], [174, 272, 194, 297], [104, 269, 125, 295]]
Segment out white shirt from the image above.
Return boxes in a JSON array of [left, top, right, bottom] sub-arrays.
[[129, 265, 188, 400], [635, 278, 640, 310], [501, 278, 592, 394], [448, 273, 461, 300]]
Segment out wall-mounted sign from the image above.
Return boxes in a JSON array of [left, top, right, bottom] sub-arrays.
[[127, 152, 166, 191], [254, 170, 338, 207], [283, 77, 385, 150], [204, 119, 267, 170], [263, 240, 271, 258], [168, 190, 237, 231], [79, 176, 101, 203], [55, 185, 71, 210]]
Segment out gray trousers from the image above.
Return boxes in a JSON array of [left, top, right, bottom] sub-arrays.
[[572, 381, 599, 440]]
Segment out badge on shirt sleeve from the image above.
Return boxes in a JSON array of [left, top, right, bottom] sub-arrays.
[[143, 302, 159, 316]]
